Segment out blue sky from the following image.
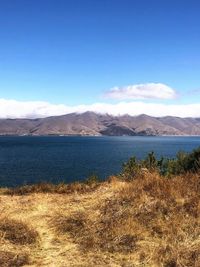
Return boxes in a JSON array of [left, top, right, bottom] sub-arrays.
[[0, 0, 200, 118]]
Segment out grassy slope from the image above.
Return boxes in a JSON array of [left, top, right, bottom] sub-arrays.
[[0, 173, 199, 267]]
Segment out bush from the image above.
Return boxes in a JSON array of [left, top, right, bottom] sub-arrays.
[[121, 147, 200, 179], [121, 156, 141, 180], [0, 218, 38, 245]]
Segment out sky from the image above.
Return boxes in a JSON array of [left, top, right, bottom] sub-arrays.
[[0, 0, 200, 118]]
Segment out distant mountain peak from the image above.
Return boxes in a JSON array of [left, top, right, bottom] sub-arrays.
[[0, 112, 199, 136]]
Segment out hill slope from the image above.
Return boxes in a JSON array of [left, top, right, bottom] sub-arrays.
[[0, 112, 200, 136]]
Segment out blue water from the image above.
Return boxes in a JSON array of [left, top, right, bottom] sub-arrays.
[[0, 136, 199, 187]]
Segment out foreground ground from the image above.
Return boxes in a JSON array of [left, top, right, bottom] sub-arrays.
[[0, 173, 199, 267]]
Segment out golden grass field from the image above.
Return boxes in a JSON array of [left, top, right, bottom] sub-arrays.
[[0, 172, 199, 267]]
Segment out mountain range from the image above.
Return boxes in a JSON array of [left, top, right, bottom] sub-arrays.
[[0, 112, 200, 136]]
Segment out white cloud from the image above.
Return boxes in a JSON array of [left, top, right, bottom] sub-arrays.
[[0, 98, 200, 118], [104, 83, 177, 100], [0, 99, 71, 119]]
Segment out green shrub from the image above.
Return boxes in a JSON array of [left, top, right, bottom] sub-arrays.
[[121, 147, 200, 179], [121, 156, 142, 180], [142, 151, 158, 170]]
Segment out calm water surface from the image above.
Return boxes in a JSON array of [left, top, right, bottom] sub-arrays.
[[0, 136, 200, 187]]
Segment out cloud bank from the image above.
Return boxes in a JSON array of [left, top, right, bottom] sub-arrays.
[[104, 83, 177, 100], [0, 98, 200, 118]]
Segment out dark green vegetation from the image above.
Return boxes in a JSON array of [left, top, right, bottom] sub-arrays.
[[121, 147, 200, 179]]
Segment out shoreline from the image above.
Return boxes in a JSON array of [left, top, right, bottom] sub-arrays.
[[1, 134, 200, 137]]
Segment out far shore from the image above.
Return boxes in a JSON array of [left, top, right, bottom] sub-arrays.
[[1, 134, 200, 137]]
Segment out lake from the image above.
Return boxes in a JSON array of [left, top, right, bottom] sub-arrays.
[[0, 136, 200, 187]]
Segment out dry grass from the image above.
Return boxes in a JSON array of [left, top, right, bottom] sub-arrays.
[[4, 181, 100, 195], [0, 173, 199, 266], [0, 251, 29, 267], [96, 173, 200, 266], [0, 218, 38, 245]]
